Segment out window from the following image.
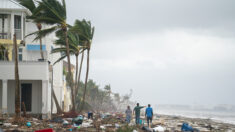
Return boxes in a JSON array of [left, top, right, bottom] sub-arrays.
[[14, 16, 21, 29], [18, 48, 22, 61]]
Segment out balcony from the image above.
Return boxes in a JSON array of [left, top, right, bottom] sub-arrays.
[[0, 33, 10, 39], [0, 61, 49, 80]]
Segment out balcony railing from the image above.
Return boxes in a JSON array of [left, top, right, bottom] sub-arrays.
[[0, 33, 10, 39]]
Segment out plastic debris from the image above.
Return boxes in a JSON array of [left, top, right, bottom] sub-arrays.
[[33, 118, 38, 121], [48, 124, 53, 128], [26, 122, 31, 127], [142, 126, 153, 132], [3, 123, 12, 127], [72, 115, 83, 125], [81, 122, 91, 127], [35, 128, 54, 132], [153, 126, 165, 132], [100, 125, 106, 130], [181, 123, 193, 131], [115, 123, 120, 128], [133, 130, 138, 132]]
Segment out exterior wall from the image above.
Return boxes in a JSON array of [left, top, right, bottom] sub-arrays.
[[0, 4, 63, 116], [0, 80, 2, 109], [51, 54, 63, 113], [7, 80, 42, 114], [0, 61, 49, 80]]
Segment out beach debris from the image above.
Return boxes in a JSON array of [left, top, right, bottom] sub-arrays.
[[72, 115, 83, 125], [153, 126, 165, 132], [51, 117, 63, 123], [12, 125, 18, 127], [26, 122, 31, 127], [35, 128, 55, 132], [32, 118, 38, 121], [3, 123, 12, 127], [48, 124, 54, 128], [142, 126, 153, 132], [115, 123, 120, 128], [100, 125, 106, 130], [181, 123, 194, 131]]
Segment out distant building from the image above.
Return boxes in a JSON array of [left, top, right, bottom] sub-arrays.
[[62, 61, 75, 112], [0, 0, 64, 119]]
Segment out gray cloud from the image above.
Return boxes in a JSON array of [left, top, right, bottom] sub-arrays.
[[66, 0, 235, 105]]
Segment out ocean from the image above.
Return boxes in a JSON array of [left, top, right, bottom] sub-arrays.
[[156, 109, 235, 125]]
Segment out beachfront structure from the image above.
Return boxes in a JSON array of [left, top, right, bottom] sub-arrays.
[[0, 0, 64, 118], [62, 61, 75, 112]]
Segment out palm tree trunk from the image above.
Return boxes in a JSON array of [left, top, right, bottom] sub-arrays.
[[74, 54, 79, 99], [74, 54, 79, 110], [75, 51, 84, 99], [52, 87, 63, 114], [39, 36, 44, 59], [37, 23, 44, 60], [13, 34, 21, 119], [64, 28, 75, 111], [80, 49, 90, 112]]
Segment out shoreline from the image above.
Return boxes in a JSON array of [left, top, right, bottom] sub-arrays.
[[150, 114, 235, 131]]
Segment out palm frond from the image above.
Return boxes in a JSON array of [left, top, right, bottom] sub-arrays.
[[53, 54, 67, 65], [26, 26, 58, 41], [16, 0, 36, 13]]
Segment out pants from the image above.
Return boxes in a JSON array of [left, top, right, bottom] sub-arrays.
[[147, 116, 152, 126], [135, 116, 140, 124], [126, 115, 131, 123]]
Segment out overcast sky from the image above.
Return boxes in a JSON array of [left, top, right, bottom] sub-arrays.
[[66, 0, 235, 105]]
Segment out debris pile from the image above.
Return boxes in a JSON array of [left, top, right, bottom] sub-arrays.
[[0, 113, 235, 132]]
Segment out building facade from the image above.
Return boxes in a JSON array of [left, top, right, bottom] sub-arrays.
[[0, 0, 64, 119]]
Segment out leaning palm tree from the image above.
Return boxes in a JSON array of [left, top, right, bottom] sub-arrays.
[[52, 31, 84, 108], [71, 19, 95, 112], [17, 0, 44, 60], [28, 0, 76, 111]]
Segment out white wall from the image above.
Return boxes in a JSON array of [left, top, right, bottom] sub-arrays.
[[0, 80, 2, 109], [7, 80, 42, 114], [0, 61, 49, 80]]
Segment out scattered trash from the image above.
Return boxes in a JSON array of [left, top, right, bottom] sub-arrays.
[[100, 125, 106, 130], [153, 126, 165, 132], [133, 130, 138, 132], [35, 128, 54, 132], [51, 117, 63, 123], [33, 118, 38, 121], [3, 123, 12, 127], [81, 122, 91, 127], [181, 123, 194, 132], [26, 122, 31, 127], [0, 128, 3, 132], [115, 123, 120, 128], [0, 119, 3, 125], [142, 126, 153, 132], [12, 125, 18, 127], [48, 124, 53, 128], [63, 120, 69, 125], [72, 115, 83, 125]]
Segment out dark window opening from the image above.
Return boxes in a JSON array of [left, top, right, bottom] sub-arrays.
[[14, 16, 21, 29], [21, 84, 32, 112]]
